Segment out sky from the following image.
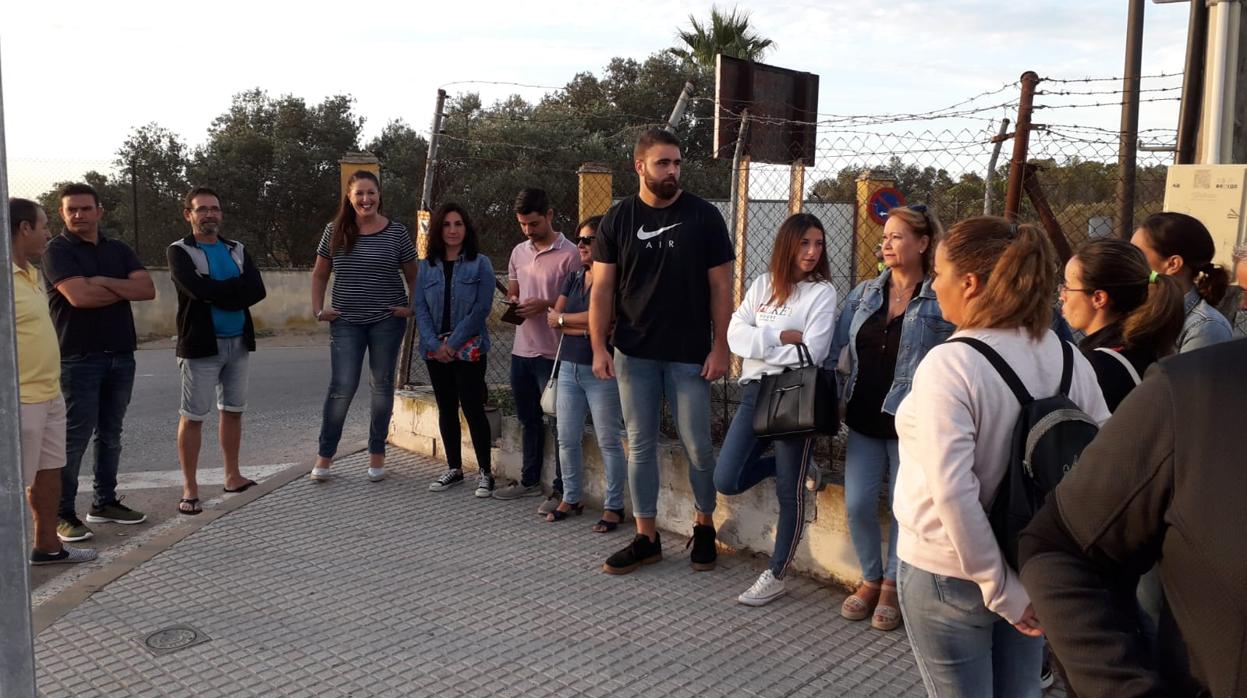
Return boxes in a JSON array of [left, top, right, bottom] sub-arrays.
[[2, 0, 1195, 198]]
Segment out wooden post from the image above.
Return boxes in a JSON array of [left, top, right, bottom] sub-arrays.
[[729, 111, 752, 379], [788, 160, 805, 215]]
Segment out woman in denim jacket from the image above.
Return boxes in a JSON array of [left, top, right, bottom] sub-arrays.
[[1131, 212, 1233, 353], [415, 203, 499, 497], [829, 205, 953, 631]]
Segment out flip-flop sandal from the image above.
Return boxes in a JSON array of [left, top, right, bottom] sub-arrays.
[[178, 498, 202, 515], [546, 503, 585, 522], [593, 508, 626, 533], [223, 479, 257, 493]]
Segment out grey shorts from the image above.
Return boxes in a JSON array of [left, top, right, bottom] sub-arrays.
[[179, 336, 250, 421]]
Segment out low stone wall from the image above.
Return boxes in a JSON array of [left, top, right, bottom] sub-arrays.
[[390, 388, 883, 588], [133, 268, 320, 339]]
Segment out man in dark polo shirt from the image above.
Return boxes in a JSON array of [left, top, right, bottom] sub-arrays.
[[42, 183, 156, 542]]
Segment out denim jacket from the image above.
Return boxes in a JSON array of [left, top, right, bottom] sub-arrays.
[[414, 254, 496, 356], [1178, 289, 1233, 353], [829, 270, 955, 415]]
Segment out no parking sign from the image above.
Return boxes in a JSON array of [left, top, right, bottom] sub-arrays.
[[867, 188, 907, 225]]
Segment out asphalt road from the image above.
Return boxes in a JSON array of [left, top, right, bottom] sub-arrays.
[[32, 340, 373, 591]]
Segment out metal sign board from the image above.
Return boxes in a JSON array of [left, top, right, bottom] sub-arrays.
[[868, 188, 907, 224], [714, 55, 819, 166]]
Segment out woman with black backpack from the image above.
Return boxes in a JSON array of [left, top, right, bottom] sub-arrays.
[[893, 217, 1110, 696]]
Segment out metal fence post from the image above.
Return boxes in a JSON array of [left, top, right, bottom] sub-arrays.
[[1116, 0, 1145, 238], [787, 160, 805, 216], [419, 89, 448, 213], [0, 45, 40, 698], [1004, 71, 1040, 221], [729, 110, 752, 381], [664, 82, 695, 133], [984, 118, 1010, 215]]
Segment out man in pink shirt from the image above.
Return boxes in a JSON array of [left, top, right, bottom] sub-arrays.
[[494, 188, 580, 505]]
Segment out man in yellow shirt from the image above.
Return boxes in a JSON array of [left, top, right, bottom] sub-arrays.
[[10, 198, 95, 565]]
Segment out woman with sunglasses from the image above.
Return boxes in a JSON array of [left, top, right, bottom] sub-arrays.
[[545, 217, 628, 532], [828, 204, 953, 631], [418, 203, 499, 497]]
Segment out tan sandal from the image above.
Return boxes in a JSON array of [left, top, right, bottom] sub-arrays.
[[872, 579, 901, 631], [840, 580, 881, 621]]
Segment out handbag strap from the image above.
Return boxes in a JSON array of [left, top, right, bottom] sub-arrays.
[[795, 342, 814, 367], [1094, 347, 1142, 386], [549, 335, 566, 379]]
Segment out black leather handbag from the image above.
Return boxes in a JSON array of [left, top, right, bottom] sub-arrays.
[[752, 343, 839, 438]]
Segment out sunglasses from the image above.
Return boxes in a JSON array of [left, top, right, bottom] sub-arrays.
[[576, 236, 595, 247]]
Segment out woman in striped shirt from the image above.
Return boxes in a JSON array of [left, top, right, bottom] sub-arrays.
[[309, 170, 418, 483]]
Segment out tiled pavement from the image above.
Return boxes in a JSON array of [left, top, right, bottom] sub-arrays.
[[35, 450, 936, 697]]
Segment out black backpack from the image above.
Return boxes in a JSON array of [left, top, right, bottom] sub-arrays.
[[948, 337, 1100, 571]]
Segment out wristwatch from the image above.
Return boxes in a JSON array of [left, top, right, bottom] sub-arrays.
[[558, 314, 565, 327]]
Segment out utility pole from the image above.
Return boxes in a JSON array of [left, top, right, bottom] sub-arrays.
[[0, 44, 40, 698], [665, 82, 695, 133], [420, 89, 448, 213], [1116, 0, 1145, 238]]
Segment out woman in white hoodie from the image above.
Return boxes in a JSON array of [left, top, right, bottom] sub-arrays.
[[893, 217, 1110, 697], [714, 213, 838, 607]]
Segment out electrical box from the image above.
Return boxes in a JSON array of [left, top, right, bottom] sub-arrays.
[[1162, 164, 1247, 268]]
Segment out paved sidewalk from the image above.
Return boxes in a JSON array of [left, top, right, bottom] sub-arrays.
[[35, 449, 928, 697]]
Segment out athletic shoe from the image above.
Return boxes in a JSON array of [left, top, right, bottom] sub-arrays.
[[1039, 648, 1055, 689], [492, 481, 542, 500], [86, 498, 146, 524], [603, 532, 663, 575], [367, 467, 386, 482], [429, 469, 464, 492], [474, 473, 495, 498], [688, 523, 717, 571], [738, 570, 787, 606], [56, 516, 93, 543], [308, 467, 333, 482], [31, 545, 98, 566]]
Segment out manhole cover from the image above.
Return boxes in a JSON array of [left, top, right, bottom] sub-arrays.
[[141, 625, 211, 656]]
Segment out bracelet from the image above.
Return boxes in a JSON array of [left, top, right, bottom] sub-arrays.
[[315, 310, 323, 320]]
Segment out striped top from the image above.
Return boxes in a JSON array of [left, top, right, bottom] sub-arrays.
[[316, 220, 417, 325]]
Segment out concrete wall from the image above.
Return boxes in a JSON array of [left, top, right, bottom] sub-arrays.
[[132, 268, 320, 338], [390, 389, 877, 589]]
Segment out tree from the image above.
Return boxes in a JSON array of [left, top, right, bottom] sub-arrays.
[[669, 6, 775, 69], [113, 123, 190, 262], [189, 90, 363, 265], [365, 119, 429, 226]]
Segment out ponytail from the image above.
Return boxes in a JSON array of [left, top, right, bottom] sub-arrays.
[[1121, 274, 1184, 355], [1137, 212, 1227, 305], [1073, 237, 1185, 355], [1193, 262, 1230, 306], [941, 217, 1057, 340]]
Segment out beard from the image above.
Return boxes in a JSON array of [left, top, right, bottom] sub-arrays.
[[644, 170, 680, 200], [199, 220, 220, 236]]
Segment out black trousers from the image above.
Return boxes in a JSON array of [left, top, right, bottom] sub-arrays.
[[426, 358, 492, 473]]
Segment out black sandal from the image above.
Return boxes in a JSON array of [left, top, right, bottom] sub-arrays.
[[546, 503, 584, 522], [178, 498, 202, 515], [593, 508, 625, 533]]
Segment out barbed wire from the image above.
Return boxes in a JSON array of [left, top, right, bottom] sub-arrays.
[[438, 80, 566, 91], [1036, 96, 1182, 110], [1040, 71, 1183, 84], [1036, 84, 1183, 97]]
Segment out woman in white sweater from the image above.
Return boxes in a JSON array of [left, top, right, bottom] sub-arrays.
[[714, 213, 838, 606], [893, 217, 1110, 696]]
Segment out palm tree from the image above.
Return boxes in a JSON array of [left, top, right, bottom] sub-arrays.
[[670, 6, 775, 69]]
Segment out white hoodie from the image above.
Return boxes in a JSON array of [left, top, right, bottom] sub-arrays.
[[727, 273, 838, 384]]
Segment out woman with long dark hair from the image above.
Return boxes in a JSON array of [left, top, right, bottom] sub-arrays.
[[713, 212, 838, 606], [309, 170, 417, 482], [1131, 212, 1233, 353], [417, 203, 498, 497], [829, 204, 953, 631], [894, 217, 1110, 696], [1061, 237, 1184, 411]]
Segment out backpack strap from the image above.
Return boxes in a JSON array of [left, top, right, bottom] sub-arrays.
[[1094, 346, 1142, 386], [947, 337, 1034, 404], [1058, 340, 1075, 397]]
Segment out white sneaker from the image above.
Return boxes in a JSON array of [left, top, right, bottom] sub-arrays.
[[367, 467, 386, 482], [474, 472, 495, 498], [308, 467, 333, 482], [737, 570, 786, 606]]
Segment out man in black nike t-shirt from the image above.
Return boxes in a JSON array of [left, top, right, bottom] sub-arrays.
[[590, 127, 735, 575]]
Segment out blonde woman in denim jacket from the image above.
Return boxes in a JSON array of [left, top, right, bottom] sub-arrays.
[[828, 205, 953, 631]]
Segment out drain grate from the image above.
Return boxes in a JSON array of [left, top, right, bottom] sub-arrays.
[[141, 624, 211, 656]]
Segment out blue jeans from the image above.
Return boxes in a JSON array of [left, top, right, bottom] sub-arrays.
[[713, 381, 813, 578], [510, 354, 562, 492], [318, 316, 406, 458], [59, 351, 136, 518], [898, 561, 1043, 697], [614, 350, 716, 519], [555, 361, 627, 509], [845, 429, 901, 581]]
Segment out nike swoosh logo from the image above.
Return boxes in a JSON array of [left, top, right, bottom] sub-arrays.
[[636, 223, 681, 241]]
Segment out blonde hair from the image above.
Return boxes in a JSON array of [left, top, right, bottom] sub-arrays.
[[885, 205, 942, 274], [940, 216, 1058, 339]]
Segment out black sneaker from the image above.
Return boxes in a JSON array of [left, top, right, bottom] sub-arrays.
[[603, 532, 663, 575], [687, 523, 717, 571], [428, 468, 465, 492], [86, 498, 146, 524]]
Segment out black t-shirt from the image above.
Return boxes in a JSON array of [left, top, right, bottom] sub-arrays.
[[440, 260, 455, 335], [558, 268, 603, 365], [845, 287, 911, 439], [41, 232, 145, 356], [592, 192, 734, 364], [1078, 323, 1156, 413]]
